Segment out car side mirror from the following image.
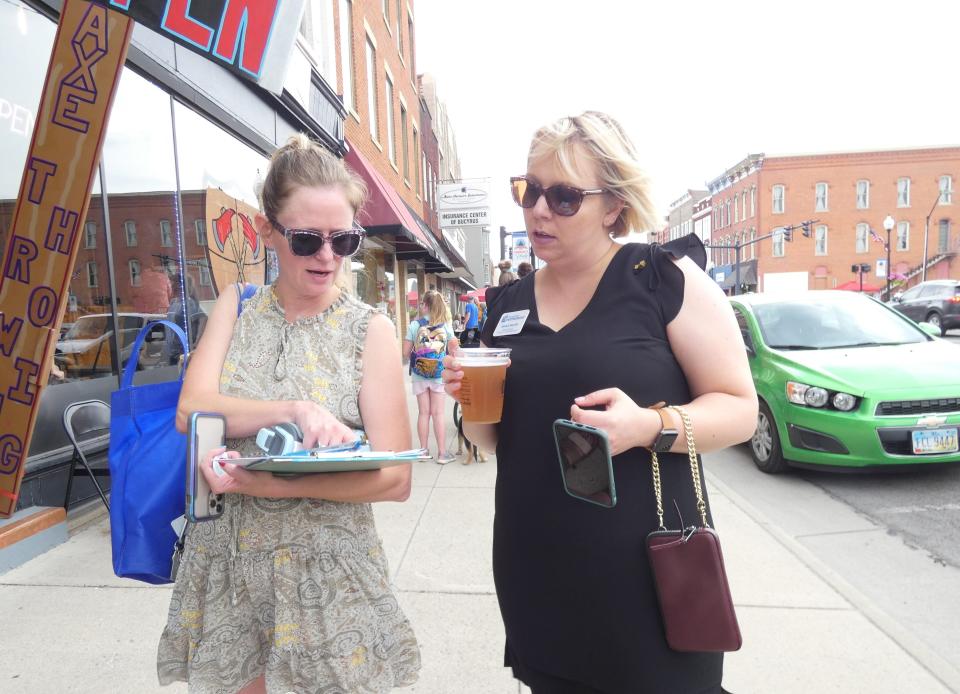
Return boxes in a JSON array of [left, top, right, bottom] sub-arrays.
[[918, 322, 940, 337]]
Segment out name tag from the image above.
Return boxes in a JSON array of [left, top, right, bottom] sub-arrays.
[[493, 309, 530, 337]]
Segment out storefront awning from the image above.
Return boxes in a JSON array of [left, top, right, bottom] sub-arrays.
[[344, 142, 432, 250], [718, 259, 758, 289], [401, 201, 456, 273]]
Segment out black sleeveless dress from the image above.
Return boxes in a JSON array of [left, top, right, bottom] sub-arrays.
[[480, 236, 723, 694]]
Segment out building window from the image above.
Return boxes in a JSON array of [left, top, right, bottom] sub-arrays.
[[856, 180, 870, 209], [124, 220, 137, 246], [159, 219, 172, 247], [385, 74, 396, 165], [400, 104, 409, 181], [940, 175, 953, 205], [407, 13, 415, 81], [199, 260, 212, 287], [772, 185, 785, 214], [381, 0, 389, 22], [338, 0, 355, 111], [741, 191, 747, 219], [395, 0, 402, 52], [938, 219, 951, 253], [725, 199, 731, 227], [772, 228, 785, 257], [129, 259, 142, 287], [84, 221, 96, 248], [86, 261, 98, 288], [815, 225, 828, 256], [856, 223, 869, 253], [195, 219, 206, 246], [897, 177, 911, 207], [750, 186, 756, 217], [815, 182, 828, 212], [366, 38, 378, 141], [897, 221, 910, 251], [413, 126, 420, 196]]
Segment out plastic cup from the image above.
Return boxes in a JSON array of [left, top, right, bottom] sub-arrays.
[[457, 348, 511, 423]]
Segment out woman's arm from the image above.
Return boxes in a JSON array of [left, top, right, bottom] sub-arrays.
[[267, 312, 412, 502], [176, 288, 353, 446], [401, 339, 413, 364], [571, 257, 757, 455]]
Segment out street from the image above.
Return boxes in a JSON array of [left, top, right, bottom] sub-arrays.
[[707, 431, 960, 683]]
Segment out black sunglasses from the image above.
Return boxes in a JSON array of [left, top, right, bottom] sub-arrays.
[[270, 220, 365, 257], [510, 176, 606, 217]]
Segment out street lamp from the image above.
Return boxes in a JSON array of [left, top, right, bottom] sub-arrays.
[[882, 214, 895, 300]]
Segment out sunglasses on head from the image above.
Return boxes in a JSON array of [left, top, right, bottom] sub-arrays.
[[270, 220, 365, 257], [509, 176, 606, 217]]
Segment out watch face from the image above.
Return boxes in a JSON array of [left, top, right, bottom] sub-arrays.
[[655, 430, 679, 452]]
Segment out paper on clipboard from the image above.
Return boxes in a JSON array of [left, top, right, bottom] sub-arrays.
[[229, 448, 430, 474]]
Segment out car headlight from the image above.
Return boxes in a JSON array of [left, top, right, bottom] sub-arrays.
[[832, 392, 857, 411], [786, 381, 858, 411]]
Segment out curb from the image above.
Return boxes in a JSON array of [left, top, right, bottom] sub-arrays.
[[706, 471, 960, 694]]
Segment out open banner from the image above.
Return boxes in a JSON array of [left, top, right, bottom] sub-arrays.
[[0, 1, 134, 517], [88, 0, 307, 94]]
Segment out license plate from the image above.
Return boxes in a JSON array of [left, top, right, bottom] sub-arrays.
[[911, 427, 959, 455]]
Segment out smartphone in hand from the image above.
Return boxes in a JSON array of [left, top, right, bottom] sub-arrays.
[[553, 419, 617, 508], [187, 412, 226, 522]]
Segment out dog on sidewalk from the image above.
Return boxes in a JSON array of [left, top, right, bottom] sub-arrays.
[[454, 403, 487, 465]]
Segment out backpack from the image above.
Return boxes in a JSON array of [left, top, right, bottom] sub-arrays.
[[411, 322, 448, 379]]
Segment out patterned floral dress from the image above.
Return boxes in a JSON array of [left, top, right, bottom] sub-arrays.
[[157, 286, 421, 693]]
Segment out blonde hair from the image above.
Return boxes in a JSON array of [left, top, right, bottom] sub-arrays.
[[421, 290, 448, 326], [528, 111, 658, 237], [260, 133, 367, 221]]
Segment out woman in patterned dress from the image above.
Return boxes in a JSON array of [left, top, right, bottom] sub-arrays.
[[157, 135, 421, 693]]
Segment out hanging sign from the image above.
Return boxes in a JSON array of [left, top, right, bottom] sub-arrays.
[[88, 0, 307, 94], [0, 0, 134, 517]]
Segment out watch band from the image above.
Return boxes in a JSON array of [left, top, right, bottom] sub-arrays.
[[649, 402, 680, 453]]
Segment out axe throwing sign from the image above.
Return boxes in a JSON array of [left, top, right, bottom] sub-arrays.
[[0, 0, 133, 517]]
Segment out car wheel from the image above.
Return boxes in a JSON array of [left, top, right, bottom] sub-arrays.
[[751, 401, 789, 474], [925, 312, 946, 336]]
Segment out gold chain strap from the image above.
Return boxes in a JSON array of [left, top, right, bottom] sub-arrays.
[[650, 405, 709, 529]]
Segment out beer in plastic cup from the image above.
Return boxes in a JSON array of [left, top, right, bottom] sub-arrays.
[[457, 348, 511, 423]]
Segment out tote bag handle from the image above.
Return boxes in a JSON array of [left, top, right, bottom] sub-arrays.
[[119, 320, 188, 390]]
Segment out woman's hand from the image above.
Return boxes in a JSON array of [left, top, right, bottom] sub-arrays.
[[291, 401, 355, 448], [570, 388, 661, 456], [441, 353, 464, 402], [199, 447, 279, 497]]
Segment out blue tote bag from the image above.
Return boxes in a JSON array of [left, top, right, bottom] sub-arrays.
[[108, 320, 189, 584]]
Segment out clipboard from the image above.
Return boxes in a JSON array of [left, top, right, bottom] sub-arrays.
[[230, 448, 431, 474]]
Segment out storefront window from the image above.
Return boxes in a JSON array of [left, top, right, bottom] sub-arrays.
[[172, 101, 269, 304]]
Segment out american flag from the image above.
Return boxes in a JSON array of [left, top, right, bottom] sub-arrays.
[[868, 226, 888, 250]]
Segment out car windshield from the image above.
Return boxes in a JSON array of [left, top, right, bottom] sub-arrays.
[[753, 296, 927, 350], [63, 315, 112, 340]]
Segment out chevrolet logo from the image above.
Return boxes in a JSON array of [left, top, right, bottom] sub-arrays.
[[916, 415, 947, 428]]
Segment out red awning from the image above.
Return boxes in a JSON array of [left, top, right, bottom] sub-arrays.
[[459, 288, 487, 302], [344, 142, 432, 249], [835, 279, 883, 292]]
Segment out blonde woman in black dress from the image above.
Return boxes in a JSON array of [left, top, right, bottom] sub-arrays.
[[443, 112, 756, 693]]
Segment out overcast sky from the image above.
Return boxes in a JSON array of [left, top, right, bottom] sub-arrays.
[[415, 0, 960, 238]]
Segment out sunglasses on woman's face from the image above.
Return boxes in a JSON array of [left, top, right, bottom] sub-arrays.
[[270, 220, 365, 257], [509, 176, 606, 217]]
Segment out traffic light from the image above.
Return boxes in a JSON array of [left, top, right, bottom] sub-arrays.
[[782, 227, 793, 242], [801, 221, 812, 238]]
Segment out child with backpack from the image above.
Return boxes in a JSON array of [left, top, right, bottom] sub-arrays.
[[403, 290, 459, 463]]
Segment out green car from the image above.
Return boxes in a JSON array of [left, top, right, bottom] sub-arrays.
[[730, 291, 960, 473]]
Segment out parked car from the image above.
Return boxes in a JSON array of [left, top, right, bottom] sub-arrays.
[[888, 279, 960, 335], [55, 312, 167, 377], [730, 291, 960, 473]]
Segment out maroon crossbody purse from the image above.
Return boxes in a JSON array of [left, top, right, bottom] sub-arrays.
[[645, 406, 743, 652]]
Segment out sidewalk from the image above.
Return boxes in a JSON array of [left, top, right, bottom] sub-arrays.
[[0, 377, 954, 693]]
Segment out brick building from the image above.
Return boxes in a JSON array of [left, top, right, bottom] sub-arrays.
[[333, 0, 470, 335], [703, 148, 960, 295]]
